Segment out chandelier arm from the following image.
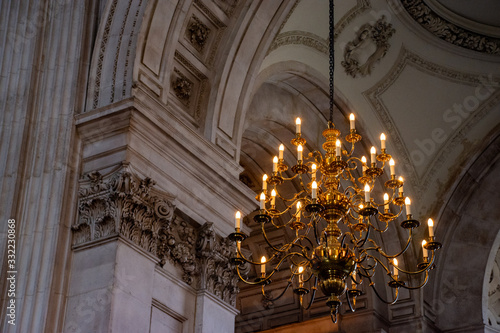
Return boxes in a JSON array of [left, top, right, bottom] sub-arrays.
[[357, 255, 378, 274], [234, 265, 270, 286], [346, 143, 356, 159], [366, 216, 390, 233], [354, 226, 371, 248], [346, 288, 357, 313], [398, 271, 430, 290], [366, 228, 413, 259], [368, 278, 400, 305], [395, 250, 437, 276], [330, 310, 338, 324], [262, 280, 293, 302], [278, 173, 300, 182], [303, 276, 318, 310], [274, 191, 303, 206], [353, 250, 370, 264], [359, 268, 400, 305], [312, 215, 321, 245], [269, 217, 288, 228], [236, 251, 309, 286], [294, 233, 315, 252], [261, 223, 291, 254]]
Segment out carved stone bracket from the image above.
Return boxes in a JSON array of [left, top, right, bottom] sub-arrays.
[[342, 16, 395, 77], [73, 167, 239, 306]]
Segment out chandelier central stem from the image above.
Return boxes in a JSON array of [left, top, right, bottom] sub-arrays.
[[329, 0, 335, 124]]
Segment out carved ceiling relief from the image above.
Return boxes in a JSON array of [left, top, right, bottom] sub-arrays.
[[187, 15, 211, 52], [73, 166, 239, 306], [172, 69, 193, 107], [401, 0, 500, 55], [342, 16, 395, 77]]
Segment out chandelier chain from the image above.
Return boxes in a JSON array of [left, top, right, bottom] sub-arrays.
[[329, 0, 334, 124]]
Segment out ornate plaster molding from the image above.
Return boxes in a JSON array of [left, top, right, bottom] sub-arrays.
[[268, 0, 371, 56], [334, 0, 371, 40], [73, 166, 239, 305], [363, 46, 500, 198], [401, 0, 500, 55], [341, 16, 395, 77], [187, 15, 211, 52], [267, 30, 327, 55]]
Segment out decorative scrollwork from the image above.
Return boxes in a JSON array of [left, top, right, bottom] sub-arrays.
[[341, 16, 395, 77], [401, 0, 500, 55]]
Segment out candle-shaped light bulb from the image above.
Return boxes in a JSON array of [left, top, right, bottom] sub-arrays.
[[311, 163, 317, 181], [349, 113, 355, 130], [380, 133, 386, 150], [422, 240, 428, 258], [405, 197, 412, 215], [428, 218, 435, 238], [262, 174, 268, 191], [296, 201, 301, 220], [370, 146, 376, 164], [389, 158, 395, 176], [298, 266, 304, 284], [279, 144, 284, 160], [383, 193, 389, 210], [261, 256, 266, 275], [296, 117, 301, 135], [297, 144, 303, 162], [260, 192, 266, 210], [235, 211, 241, 229], [312, 181, 317, 199], [273, 156, 278, 172], [336, 139, 341, 157], [398, 176, 404, 194], [393, 258, 398, 277], [271, 189, 276, 206], [361, 156, 367, 172], [364, 184, 370, 203]]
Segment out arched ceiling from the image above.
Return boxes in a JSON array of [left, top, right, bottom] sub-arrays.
[[242, 0, 500, 221]]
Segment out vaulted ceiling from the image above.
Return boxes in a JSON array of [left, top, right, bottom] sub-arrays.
[[241, 0, 500, 223]]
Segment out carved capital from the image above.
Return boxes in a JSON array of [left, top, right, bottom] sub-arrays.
[[73, 169, 239, 306], [73, 169, 175, 257], [196, 222, 240, 306]]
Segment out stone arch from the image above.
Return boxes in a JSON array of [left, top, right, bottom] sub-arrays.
[[427, 130, 500, 331], [86, 0, 149, 111], [207, 1, 297, 160]]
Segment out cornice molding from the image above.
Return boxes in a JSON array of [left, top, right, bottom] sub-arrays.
[[401, 0, 500, 55]]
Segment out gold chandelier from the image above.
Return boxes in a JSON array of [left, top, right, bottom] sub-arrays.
[[229, 0, 441, 323]]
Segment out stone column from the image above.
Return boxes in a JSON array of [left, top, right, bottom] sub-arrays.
[[0, 1, 85, 332]]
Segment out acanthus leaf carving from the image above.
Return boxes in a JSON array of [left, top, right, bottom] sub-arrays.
[[196, 222, 239, 306], [73, 168, 238, 306]]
